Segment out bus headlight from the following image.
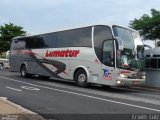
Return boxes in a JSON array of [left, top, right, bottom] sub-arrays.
[[142, 75, 146, 79], [119, 74, 125, 78]]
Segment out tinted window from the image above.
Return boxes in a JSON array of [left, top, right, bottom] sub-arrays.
[[15, 27, 92, 49], [146, 55, 150, 57], [151, 59, 157, 68], [58, 27, 92, 47], [19, 27, 92, 49], [103, 40, 114, 66], [145, 59, 151, 68], [158, 59, 160, 69], [23, 36, 47, 49], [41, 33, 58, 48], [113, 26, 134, 49], [94, 25, 113, 62], [17, 37, 33, 49], [41, 27, 92, 48]]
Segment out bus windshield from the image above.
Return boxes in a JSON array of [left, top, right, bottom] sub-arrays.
[[113, 26, 143, 71]]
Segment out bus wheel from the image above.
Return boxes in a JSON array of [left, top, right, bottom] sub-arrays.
[[75, 69, 88, 87], [0, 64, 3, 70], [20, 65, 30, 78]]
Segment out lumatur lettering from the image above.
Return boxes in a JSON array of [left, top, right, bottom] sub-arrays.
[[45, 49, 80, 57]]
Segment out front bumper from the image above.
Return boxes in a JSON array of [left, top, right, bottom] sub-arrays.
[[116, 78, 145, 86]]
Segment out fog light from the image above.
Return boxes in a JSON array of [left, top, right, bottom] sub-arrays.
[[116, 80, 122, 84]]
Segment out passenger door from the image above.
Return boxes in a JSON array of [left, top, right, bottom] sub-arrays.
[[101, 40, 115, 86]]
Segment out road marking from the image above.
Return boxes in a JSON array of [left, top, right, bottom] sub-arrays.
[[21, 86, 40, 91], [6, 86, 22, 92], [1, 76, 160, 112]]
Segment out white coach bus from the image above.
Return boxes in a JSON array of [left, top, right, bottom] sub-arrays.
[[10, 24, 145, 87]]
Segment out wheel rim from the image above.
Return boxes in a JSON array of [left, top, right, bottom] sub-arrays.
[[78, 74, 86, 82]]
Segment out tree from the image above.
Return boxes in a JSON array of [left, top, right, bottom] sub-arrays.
[[130, 9, 160, 41], [0, 23, 26, 53]]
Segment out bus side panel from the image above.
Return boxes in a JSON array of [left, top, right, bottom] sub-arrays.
[[54, 59, 71, 80], [68, 48, 102, 84], [26, 60, 52, 76], [70, 60, 102, 84], [100, 64, 116, 86], [10, 50, 25, 72], [10, 49, 52, 77], [30, 49, 71, 79]]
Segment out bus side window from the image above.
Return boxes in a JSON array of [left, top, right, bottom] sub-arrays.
[[16, 41, 26, 50], [102, 40, 114, 67], [158, 59, 160, 69], [145, 58, 151, 68], [150, 58, 158, 69], [94, 25, 113, 62]]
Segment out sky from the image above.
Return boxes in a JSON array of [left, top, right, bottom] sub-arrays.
[[0, 0, 159, 34]]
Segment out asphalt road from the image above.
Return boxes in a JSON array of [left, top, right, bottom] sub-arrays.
[[0, 69, 160, 120]]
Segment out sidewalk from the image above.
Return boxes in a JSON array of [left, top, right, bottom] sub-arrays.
[[0, 97, 45, 120]]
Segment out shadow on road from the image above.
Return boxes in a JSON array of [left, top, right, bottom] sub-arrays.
[[14, 74, 137, 94]]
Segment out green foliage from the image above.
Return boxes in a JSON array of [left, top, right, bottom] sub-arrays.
[[0, 23, 26, 53], [130, 9, 160, 40]]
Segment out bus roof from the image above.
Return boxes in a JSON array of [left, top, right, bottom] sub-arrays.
[[12, 23, 137, 40]]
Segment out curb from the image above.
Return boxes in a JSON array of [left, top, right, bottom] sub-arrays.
[[0, 97, 46, 120], [0, 97, 35, 114]]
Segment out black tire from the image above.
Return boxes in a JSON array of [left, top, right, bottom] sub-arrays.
[[75, 69, 89, 87], [20, 65, 30, 78], [101, 85, 111, 89], [0, 64, 3, 70]]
